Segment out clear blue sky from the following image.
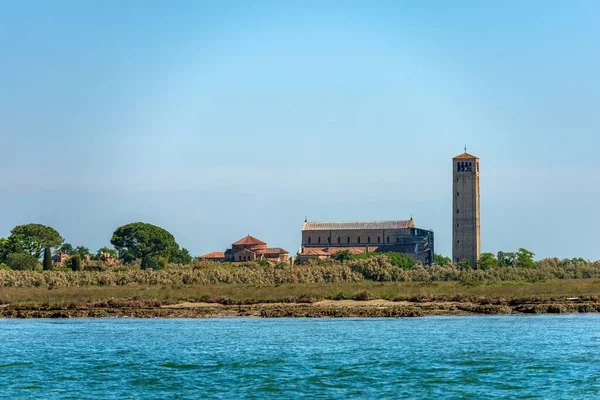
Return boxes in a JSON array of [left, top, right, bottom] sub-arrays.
[[1, 1, 599, 260]]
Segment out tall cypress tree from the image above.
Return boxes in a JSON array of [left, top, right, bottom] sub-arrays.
[[43, 247, 52, 270]]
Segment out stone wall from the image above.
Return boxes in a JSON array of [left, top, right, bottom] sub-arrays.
[[452, 156, 481, 267]]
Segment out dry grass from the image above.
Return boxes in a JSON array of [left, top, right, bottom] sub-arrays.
[[1, 279, 599, 307]]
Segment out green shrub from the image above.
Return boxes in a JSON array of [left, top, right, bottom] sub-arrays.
[[0, 263, 11, 270], [141, 256, 160, 270], [0, 257, 599, 288], [71, 254, 82, 271], [43, 247, 52, 270], [331, 250, 353, 262], [353, 252, 416, 269], [6, 253, 40, 270]]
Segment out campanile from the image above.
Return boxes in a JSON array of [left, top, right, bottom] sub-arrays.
[[452, 152, 480, 267]]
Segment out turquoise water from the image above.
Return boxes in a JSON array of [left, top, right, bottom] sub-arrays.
[[1, 316, 600, 399]]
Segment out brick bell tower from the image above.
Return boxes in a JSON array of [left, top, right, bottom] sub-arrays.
[[452, 150, 480, 267]]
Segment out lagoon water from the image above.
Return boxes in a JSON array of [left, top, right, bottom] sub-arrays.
[[1, 316, 600, 399]]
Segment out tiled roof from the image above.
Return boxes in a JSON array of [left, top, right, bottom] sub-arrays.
[[454, 152, 479, 159], [299, 247, 379, 255], [256, 247, 289, 255], [232, 235, 267, 246], [303, 220, 414, 231], [198, 252, 225, 259]]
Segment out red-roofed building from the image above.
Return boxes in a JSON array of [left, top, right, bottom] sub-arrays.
[[197, 236, 289, 264], [298, 218, 434, 264]]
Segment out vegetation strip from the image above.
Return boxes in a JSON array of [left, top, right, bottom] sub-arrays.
[[2, 280, 599, 318]]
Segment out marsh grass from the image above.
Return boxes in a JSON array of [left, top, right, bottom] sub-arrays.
[[1, 279, 599, 307], [1, 256, 600, 307]]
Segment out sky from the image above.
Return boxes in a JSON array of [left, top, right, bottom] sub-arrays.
[[1, 0, 599, 260]]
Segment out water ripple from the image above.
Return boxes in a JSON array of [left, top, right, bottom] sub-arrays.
[[1, 316, 600, 399]]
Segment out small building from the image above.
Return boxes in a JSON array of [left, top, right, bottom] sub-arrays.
[[51, 250, 70, 265], [297, 218, 434, 264], [198, 235, 290, 264]]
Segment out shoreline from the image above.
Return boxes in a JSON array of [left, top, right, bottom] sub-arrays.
[[2, 299, 599, 318]]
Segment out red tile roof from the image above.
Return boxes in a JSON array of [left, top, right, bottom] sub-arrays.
[[198, 252, 225, 259], [232, 235, 267, 246], [256, 248, 289, 255], [454, 152, 479, 159], [300, 247, 379, 256]]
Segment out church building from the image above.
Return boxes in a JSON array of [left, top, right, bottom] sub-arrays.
[[298, 218, 434, 264], [198, 235, 290, 264]]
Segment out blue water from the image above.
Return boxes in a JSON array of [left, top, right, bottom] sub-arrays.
[[1, 316, 600, 399]]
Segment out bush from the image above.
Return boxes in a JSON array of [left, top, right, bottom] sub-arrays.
[[43, 247, 52, 270], [353, 252, 416, 269], [141, 256, 160, 270], [71, 254, 82, 271], [6, 253, 40, 270], [0, 257, 600, 288], [0, 263, 11, 270]]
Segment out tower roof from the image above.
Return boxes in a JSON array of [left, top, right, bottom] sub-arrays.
[[232, 235, 267, 246], [453, 152, 479, 159]]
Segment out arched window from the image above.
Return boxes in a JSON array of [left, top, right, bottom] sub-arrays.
[[377, 236, 380, 243], [337, 237, 341, 244], [328, 237, 331, 244], [318, 237, 321, 244], [308, 237, 311, 244], [358, 237, 361, 244], [457, 209, 459, 213], [347, 237, 350, 243], [387, 236, 389, 243], [367, 237, 370, 243], [457, 162, 460, 172], [468, 162, 472, 171]]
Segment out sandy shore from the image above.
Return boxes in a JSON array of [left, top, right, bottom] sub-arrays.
[[2, 299, 599, 318]]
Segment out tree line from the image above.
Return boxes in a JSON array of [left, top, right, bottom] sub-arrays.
[[0, 222, 192, 271]]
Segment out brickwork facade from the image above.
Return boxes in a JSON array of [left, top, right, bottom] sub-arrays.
[[299, 220, 434, 264], [452, 152, 481, 267]]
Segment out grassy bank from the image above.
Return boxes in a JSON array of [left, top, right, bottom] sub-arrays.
[[2, 256, 600, 288], [2, 257, 600, 317], [1, 279, 599, 305]]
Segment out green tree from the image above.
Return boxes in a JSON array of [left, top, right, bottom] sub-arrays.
[[43, 247, 52, 270], [1, 234, 41, 259], [70, 253, 82, 271], [140, 256, 165, 270], [110, 222, 179, 263], [11, 224, 64, 258], [384, 252, 416, 269], [331, 250, 353, 262], [58, 243, 74, 255], [497, 251, 516, 266], [170, 247, 193, 264], [254, 257, 270, 267], [94, 246, 118, 260], [6, 253, 40, 270], [0, 237, 7, 262], [458, 258, 472, 270], [434, 254, 452, 266], [478, 252, 498, 270], [516, 248, 535, 268], [74, 246, 90, 257]]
